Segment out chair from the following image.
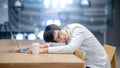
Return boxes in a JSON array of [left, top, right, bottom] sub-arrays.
[[103, 44, 117, 68], [74, 49, 86, 61]]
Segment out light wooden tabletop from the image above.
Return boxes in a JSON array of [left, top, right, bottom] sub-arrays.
[[0, 39, 85, 68]]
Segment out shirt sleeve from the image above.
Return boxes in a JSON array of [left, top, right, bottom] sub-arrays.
[[48, 27, 85, 54], [48, 42, 66, 47]]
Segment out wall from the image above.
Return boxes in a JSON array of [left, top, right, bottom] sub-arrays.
[[107, 0, 120, 67]]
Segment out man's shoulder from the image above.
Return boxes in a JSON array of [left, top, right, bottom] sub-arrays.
[[64, 23, 84, 32], [67, 23, 85, 28], [68, 23, 80, 25]]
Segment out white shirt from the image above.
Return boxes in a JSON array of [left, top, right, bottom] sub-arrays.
[[48, 23, 111, 68]]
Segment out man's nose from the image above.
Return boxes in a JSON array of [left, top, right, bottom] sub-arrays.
[[59, 35, 64, 38]]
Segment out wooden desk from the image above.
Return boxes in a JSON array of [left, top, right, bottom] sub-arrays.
[[0, 40, 85, 68]]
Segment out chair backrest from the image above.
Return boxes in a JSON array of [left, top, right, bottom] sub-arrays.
[[103, 44, 117, 68], [74, 49, 86, 61]]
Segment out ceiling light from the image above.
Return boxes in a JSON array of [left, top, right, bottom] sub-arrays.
[[14, 0, 22, 7], [80, 0, 90, 7]]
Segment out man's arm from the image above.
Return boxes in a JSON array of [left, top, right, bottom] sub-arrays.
[[39, 47, 48, 53]]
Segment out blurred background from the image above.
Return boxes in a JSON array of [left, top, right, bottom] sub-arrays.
[[0, 0, 120, 67]]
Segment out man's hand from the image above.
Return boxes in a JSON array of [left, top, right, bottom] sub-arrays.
[[25, 48, 32, 54]]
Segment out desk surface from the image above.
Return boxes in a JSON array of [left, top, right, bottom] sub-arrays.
[[0, 40, 85, 68]]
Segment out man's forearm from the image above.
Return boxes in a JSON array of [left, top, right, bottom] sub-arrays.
[[40, 47, 48, 53]]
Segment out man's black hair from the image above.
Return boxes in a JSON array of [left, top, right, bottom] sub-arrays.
[[44, 24, 61, 42], [45, 24, 61, 31]]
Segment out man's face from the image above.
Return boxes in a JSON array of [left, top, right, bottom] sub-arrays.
[[53, 30, 69, 43]]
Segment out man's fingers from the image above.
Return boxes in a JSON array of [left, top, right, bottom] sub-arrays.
[[25, 49, 32, 54]]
